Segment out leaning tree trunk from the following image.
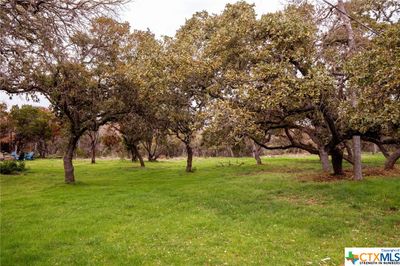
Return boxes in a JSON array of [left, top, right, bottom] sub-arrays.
[[64, 135, 79, 183], [132, 145, 145, 167], [319, 147, 331, 172], [384, 148, 400, 170], [252, 142, 262, 165], [331, 148, 344, 176], [186, 143, 193, 172]]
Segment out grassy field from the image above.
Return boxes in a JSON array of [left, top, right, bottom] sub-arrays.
[[1, 155, 399, 265]]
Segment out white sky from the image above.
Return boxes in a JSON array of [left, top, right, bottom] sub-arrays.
[[0, 0, 283, 109], [122, 0, 283, 37]]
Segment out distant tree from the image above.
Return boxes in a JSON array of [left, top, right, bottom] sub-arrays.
[[115, 30, 165, 167], [45, 114, 64, 156], [0, 103, 9, 138], [162, 12, 214, 172], [0, 103, 13, 153], [140, 128, 168, 162], [117, 114, 147, 168], [126, 30, 166, 163], [9, 105, 52, 157], [87, 130, 100, 164], [101, 126, 122, 156]]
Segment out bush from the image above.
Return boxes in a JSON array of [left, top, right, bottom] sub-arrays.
[[0, 161, 26, 175]]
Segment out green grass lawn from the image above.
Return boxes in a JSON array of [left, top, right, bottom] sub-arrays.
[[1, 155, 399, 265]]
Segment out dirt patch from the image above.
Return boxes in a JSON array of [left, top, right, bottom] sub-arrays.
[[239, 167, 311, 177], [297, 167, 400, 182]]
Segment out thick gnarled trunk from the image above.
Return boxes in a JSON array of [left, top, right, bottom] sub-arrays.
[[186, 144, 193, 172], [331, 148, 344, 176], [64, 135, 79, 183]]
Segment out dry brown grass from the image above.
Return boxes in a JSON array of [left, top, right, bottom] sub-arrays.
[[297, 167, 400, 182]]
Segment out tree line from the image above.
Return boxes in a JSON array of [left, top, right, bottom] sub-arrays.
[[1, 0, 399, 183], [0, 103, 298, 165]]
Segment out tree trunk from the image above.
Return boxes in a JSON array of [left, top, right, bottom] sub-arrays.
[[64, 135, 79, 183], [337, 0, 363, 181], [133, 145, 145, 167], [44, 141, 48, 158], [319, 147, 330, 172], [229, 147, 234, 158], [186, 144, 193, 172], [143, 138, 159, 162], [343, 154, 354, 165], [130, 148, 137, 162], [88, 131, 98, 164], [91, 143, 96, 164], [148, 152, 157, 162], [384, 148, 400, 170], [344, 141, 353, 160], [372, 144, 378, 154], [352, 136, 363, 180], [331, 148, 344, 176], [252, 142, 262, 165], [377, 143, 390, 158], [37, 140, 45, 158], [138, 152, 145, 167]]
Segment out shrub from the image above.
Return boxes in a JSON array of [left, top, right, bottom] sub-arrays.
[[0, 161, 26, 175]]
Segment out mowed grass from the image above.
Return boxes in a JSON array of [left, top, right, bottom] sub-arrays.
[[1, 155, 399, 265]]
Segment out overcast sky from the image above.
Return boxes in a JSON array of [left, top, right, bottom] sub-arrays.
[[0, 0, 283, 109], [122, 0, 283, 37]]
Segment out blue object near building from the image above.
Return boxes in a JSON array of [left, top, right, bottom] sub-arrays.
[[10, 151, 34, 160], [10, 151, 19, 160], [25, 152, 34, 160]]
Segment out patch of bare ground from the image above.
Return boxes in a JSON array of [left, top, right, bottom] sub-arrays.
[[239, 167, 308, 177], [297, 167, 400, 182]]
